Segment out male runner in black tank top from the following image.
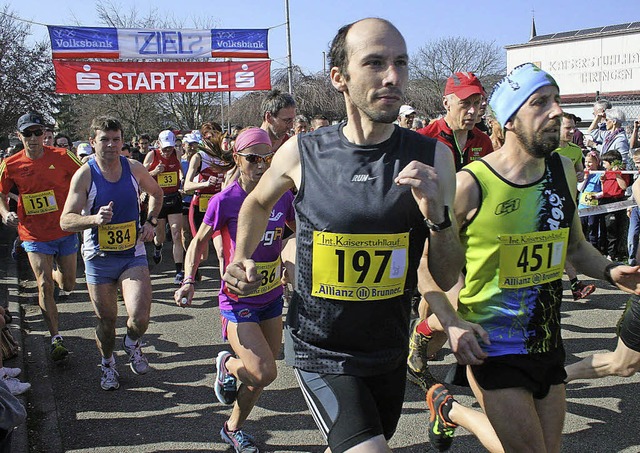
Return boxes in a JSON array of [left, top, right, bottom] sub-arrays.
[[222, 18, 483, 453]]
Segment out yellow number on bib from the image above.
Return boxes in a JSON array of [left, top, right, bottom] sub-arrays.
[[246, 257, 282, 297], [199, 194, 213, 212], [158, 171, 177, 188], [98, 221, 136, 251], [22, 190, 58, 215], [498, 228, 569, 288], [311, 231, 408, 301]]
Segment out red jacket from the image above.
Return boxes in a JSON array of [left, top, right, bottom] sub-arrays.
[[417, 118, 493, 171]]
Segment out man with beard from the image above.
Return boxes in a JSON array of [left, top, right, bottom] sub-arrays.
[[220, 18, 479, 453], [422, 63, 640, 452], [259, 89, 296, 152]]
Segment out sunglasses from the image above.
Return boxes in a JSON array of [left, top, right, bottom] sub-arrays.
[[236, 152, 274, 164], [22, 129, 44, 138]]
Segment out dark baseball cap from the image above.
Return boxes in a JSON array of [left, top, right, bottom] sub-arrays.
[[17, 112, 45, 133]]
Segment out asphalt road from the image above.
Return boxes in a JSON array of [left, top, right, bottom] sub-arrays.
[[7, 236, 640, 452]]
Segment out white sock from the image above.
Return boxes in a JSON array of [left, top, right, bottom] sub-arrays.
[[102, 355, 115, 367], [124, 335, 138, 348], [51, 335, 63, 344]]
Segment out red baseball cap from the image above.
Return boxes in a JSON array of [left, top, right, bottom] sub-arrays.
[[444, 72, 485, 99]]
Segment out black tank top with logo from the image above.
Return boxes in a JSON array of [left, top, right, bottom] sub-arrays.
[[287, 123, 437, 376]]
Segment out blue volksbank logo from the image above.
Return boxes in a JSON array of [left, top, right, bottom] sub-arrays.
[[49, 26, 118, 51], [212, 29, 267, 51]]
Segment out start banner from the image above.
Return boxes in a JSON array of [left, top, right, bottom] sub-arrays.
[[48, 26, 269, 59], [53, 60, 271, 94]]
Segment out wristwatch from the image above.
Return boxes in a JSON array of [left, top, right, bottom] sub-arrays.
[[424, 206, 452, 232], [146, 215, 158, 227]]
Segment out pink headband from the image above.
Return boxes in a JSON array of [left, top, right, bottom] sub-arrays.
[[234, 128, 271, 153]]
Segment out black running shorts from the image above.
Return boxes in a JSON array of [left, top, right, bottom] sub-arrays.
[[294, 364, 406, 453], [471, 348, 566, 399], [618, 295, 640, 352]]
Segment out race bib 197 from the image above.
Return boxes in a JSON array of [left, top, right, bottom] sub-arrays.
[[22, 190, 58, 215], [498, 228, 569, 288], [311, 231, 408, 301], [98, 221, 136, 251]]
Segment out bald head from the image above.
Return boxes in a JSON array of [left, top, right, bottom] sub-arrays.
[[329, 18, 405, 79]]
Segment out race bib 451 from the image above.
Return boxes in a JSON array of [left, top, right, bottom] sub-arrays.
[[498, 228, 569, 288], [311, 231, 408, 301]]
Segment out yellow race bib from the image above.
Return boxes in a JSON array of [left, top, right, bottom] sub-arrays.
[[22, 190, 58, 215], [158, 171, 178, 188], [246, 257, 282, 297], [579, 192, 598, 206], [98, 221, 136, 251], [311, 231, 408, 301], [199, 194, 213, 212], [498, 228, 569, 288]]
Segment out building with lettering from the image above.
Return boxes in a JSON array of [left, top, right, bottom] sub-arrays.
[[506, 21, 640, 123]]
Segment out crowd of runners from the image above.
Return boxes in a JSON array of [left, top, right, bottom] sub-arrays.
[[2, 16, 640, 453]]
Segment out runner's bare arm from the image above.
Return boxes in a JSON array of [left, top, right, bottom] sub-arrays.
[[60, 165, 105, 231], [224, 136, 300, 295]]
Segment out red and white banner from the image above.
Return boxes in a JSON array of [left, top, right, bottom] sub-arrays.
[[53, 60, 271, 94]]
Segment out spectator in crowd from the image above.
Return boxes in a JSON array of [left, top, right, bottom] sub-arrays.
[[631, 116, 640, 149], [474, 96, 490, 134], [570, 114, 586, 150], [627, 148, 640, 265], [579, 151, 606, 252], [589, 108, 631, 169], [260, 89, 296, 152], [43, 127, 54, 147], [397, 104, 416, 128], [411, 118, 424, 131], [53, 134, 72, 151], [310, 114, 330, 130], [293, 115, 309, 135], [0, 307, 30, 395], [599, 150, 631, 261]]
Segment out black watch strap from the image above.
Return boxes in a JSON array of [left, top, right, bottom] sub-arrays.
[[147, 215, 158, 227], [424, 206, 452, 232]]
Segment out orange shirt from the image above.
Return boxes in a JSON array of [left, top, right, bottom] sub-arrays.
[[0, 146, 82, 242]]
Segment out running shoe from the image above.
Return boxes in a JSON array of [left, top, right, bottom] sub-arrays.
[[123, 339, 150, 375], [220, 423, 259, 453], [215, 351, 237, 405], [2, 375, 31, 395], [572, 281, 596, 301], [0, 367, 21, 378], [153, 247, 162, 265], [100, 363, 120, 391], [50, 337, 69, 362], [426, 383, 458, 452], [407, 318, 435, 390], [174, 272, 184, 286]]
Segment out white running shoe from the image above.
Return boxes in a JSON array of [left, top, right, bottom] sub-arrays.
[[2, 375, 31, 395], [0, 367, 21, 378], [100, 364, 120, 391], [123, 339, 150, 375]]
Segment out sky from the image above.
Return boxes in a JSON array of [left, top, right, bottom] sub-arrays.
[[7, 0, 640, 74]]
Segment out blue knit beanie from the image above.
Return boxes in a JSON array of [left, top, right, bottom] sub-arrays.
[[488, 63, 559, 128]]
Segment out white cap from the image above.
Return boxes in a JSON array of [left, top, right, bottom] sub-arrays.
[[77, 142, 93, 156], [158, 130, 176, 148], [399, 105, 416, 117]]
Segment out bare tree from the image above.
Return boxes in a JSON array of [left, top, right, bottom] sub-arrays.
[[409, 36, 506, 118], [0, 5, 58, 141]]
